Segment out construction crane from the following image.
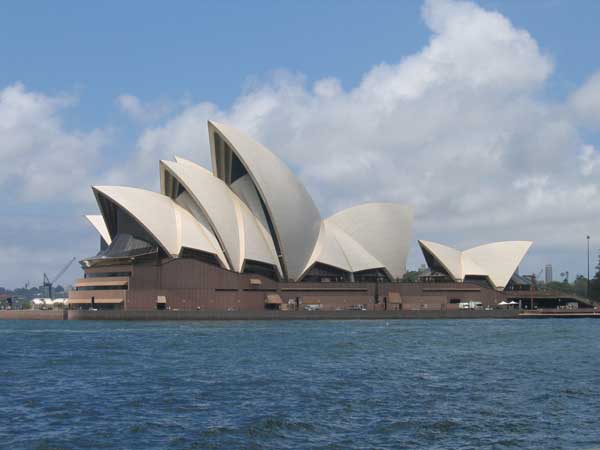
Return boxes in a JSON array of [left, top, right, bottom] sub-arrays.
[[43, 257, 76, 299]]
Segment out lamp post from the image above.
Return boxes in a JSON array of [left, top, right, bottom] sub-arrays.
[[587, 235, 591, 299]]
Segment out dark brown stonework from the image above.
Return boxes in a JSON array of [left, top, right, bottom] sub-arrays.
[[69, 258, 590, 312]]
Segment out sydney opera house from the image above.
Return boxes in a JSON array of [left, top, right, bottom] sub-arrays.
[[68, 121, 560, 312]]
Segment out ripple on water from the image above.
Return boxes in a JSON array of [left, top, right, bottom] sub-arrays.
[[1, 319, 600, 450]]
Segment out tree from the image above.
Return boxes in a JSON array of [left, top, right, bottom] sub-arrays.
[[590, 253, 600, 303], [573, 275, 588, 298], [543, 281, 574, 294], [401, 270, 420, 283]]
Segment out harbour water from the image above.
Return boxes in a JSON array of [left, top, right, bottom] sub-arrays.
[[1, 319, 599, 449]]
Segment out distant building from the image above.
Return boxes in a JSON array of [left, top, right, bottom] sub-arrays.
[[0, 294, 11, 309], [545, 264, 553, 283]]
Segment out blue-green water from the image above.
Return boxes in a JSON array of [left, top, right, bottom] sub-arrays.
[[1, 319, 599, 450]]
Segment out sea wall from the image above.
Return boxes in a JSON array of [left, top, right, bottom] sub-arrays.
[[0, 310, 66, 320], [67, 309, 519, 321]]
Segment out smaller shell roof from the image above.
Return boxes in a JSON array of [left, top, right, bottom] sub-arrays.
[[327, 223, 386, 273], [94, 185, 178, 254], [301, 222, 387, 277], [160, 159, 242, 271], [174, 190, 223, 257], [418, 239, 533, 290], [463, 241, 533, 289], [85, 215, 112, 245], [418, 240, 464, 281], [327, 203, 413, 280], [230, 174, 270, 233], [178, 204, 229, 267], [303, 223, 352, 274], [161, 159, 282, 275], [92, 185, 227, 266], [232, 194, 283, 277]]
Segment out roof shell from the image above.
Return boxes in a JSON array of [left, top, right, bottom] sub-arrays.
[[230, 174, 270, 232], [177, 204, 229, 267], [92, 185, 227, 266], [160, 159, 242, 271], [173, 190, 223, 254], [418, 239, 533, 290], [463, 241, 533, 289], [301, 222, 387, 277], [94, 185, 179, 254], [327, 203, 413, 279], [231, 194, 283, 277], [208, 121, 321, 281], [161, 159, 281, 275], [303, 223, 352, 274], [85, 214, 112, 245], [327, 223, 387, 273], [418, 240, 464, 281]]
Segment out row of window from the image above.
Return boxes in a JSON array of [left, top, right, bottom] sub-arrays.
[[84, 272, 131, 278], [76, 285, 128, 291]]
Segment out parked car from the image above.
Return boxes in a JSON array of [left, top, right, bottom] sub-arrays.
[[349, 304, 367, 311], [303, 304, 321, 311]]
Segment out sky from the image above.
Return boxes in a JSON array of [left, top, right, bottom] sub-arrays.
[[1, 0, 599, 289]]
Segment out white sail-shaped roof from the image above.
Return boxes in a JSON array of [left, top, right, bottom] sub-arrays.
[[230, 174, 271, 233], [94, 185, 179, 254], [326, 223, 386, 273], [232, 195, 283, 277], [160, 159, 243, 271], [173, 190, 220, 249], [85, 214, 112, 245], [326, 203, 413, 280], [463, 241, 533, 289], [303, 223, 353, 274], [92, 186, 228, 267], [301, 222, 388, 278], [161, 159, 282, 276], [418, 240, 464, 281], [418, 240, 533, 290], [208, 121, 321, 281], [178, 205, 229, 267]]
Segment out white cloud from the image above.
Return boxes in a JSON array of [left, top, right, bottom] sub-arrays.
[[570, 70, 600, 128], [579, 144, 600, 176], [313, 78, 343, 98], [0, 83, 108, 201], [359, 0, 552, 108], [116, 94, 176, 123]]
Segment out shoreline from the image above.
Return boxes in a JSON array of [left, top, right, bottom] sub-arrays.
[[0, 309, 521, 321], [2, 309, 597, 321]]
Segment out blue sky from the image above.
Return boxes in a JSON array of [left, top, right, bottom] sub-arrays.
[[1, 0, 599, 288], [3, 1, 599, 122]]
